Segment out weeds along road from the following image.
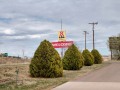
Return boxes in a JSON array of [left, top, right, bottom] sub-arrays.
[[0, 62, 30, 67], [53, 61, 120, 90]]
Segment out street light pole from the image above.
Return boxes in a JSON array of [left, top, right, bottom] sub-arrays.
[[83, 31, 89, 50], [89, 22, 98, 49]]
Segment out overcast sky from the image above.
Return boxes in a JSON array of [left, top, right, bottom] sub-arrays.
[[0, 0, 120, 57]]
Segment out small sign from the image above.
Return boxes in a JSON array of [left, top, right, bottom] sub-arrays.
[[109, 37, 120, 50], [58, 31, 66, 41], [52, 41, 73, 48]]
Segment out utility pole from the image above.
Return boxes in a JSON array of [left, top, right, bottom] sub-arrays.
[[89, 22, 98, 49], [61, 19, 63, 58], [22, 49, 24, 59], [61, 19, 62, 31], [83, 31, 89, 50]]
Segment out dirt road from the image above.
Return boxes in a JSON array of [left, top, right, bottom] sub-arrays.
[[53, 61, 120, 90]]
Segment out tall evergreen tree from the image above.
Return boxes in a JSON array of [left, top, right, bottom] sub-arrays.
[[62, 44, 84, 70], [82, 49, 94, 66], [91, 49, 103, 64], [29, 40, 63, 78]]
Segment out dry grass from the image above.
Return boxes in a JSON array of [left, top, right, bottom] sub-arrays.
[[0, 61, 110, 90], [0, 57, 30, 64]]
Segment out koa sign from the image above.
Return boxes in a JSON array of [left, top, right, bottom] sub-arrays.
[[58, 31, 66, 41]]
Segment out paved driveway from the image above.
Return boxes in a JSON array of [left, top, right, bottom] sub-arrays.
[[53, 62, 120, 90]]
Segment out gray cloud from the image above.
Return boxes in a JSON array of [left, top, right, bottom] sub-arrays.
[[0, 0, 119, 57]]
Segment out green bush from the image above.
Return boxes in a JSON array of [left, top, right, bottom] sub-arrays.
[[29, 40, 63, 78], [91, 49, 103, 64], [62, 44, 84, 70], [82, 49, 94, 66]]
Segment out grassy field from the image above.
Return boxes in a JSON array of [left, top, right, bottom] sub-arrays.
[[0, 61, 110, 90]]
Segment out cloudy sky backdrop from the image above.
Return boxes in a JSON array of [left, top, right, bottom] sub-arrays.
[[0, 0, 120, 57]]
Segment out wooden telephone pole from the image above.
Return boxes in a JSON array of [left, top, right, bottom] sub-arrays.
[[83, 31, 89, 50], [89, 22, 98, 49]]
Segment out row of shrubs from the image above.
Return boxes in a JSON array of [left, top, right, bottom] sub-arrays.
[[29, 40, 103, 78]]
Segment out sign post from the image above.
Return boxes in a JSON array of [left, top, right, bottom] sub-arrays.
[[53, 20, 73, 57], [58, 30, 66, 57]]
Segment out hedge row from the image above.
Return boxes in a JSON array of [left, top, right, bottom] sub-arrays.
[[29, 40, 103, 78]]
